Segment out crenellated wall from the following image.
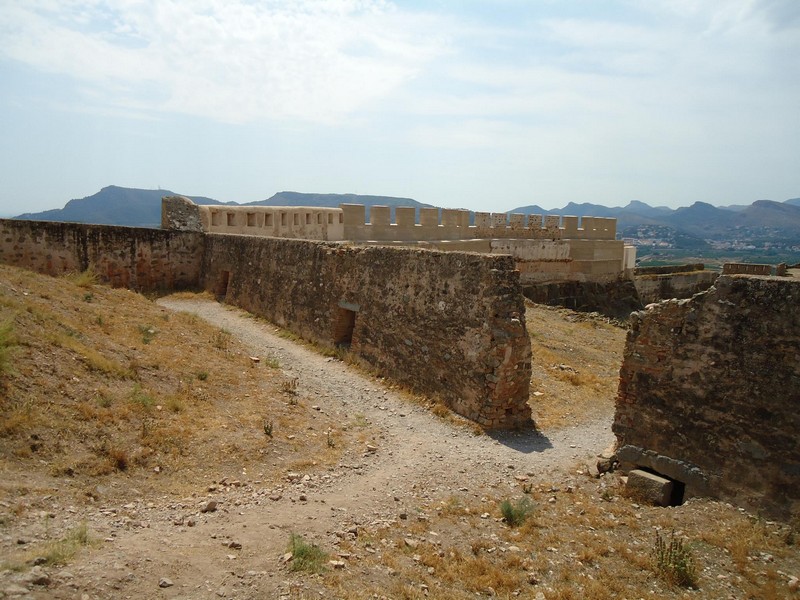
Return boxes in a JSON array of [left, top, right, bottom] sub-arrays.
[[0, 218, 203, 291], [199, 204, 344, 241], [164, 197, 618, 243], [342, 204, 617, 242], [614, 275, 800, 518], [161, 197, 634, 315]]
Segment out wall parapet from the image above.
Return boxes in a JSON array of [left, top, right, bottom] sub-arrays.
[[162, 197, 618, 242], [722, 262, 787, 276], [342, 204, 617, 242]]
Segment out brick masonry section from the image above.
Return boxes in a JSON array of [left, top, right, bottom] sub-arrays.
[[614, 275, 800, 518]]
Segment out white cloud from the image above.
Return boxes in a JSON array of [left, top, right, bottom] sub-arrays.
[[0, 0, 446, 123]]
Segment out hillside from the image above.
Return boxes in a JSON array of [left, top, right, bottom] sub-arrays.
[[13, 187, 430, 228], [13, 186, 228, 228], [1, 265, 798, 599]]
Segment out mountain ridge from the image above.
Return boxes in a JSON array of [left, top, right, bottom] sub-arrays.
[[10, 186, 800, 246]]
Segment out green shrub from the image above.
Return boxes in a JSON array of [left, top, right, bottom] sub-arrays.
[[500, 497, 534, 527], [42, 522, 91, 565], [652, 530, 699, 588], [288, 533, 328, 574]]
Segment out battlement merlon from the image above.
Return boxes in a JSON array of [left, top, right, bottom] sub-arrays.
[[162, 198, 619, 243]]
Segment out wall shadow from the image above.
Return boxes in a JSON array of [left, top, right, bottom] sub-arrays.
[[487, 428, 554, 454]]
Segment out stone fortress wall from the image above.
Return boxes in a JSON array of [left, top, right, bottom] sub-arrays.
[[165, 197, 636, 287], [0, 214, 532, 429], [614, 274, 800, 518]]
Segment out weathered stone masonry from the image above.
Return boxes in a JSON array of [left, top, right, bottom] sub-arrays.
[[0, 219, 203, 291], [0, 217, 532, 429], [614, 275, 800, 518], [203, 235, 532, 428]]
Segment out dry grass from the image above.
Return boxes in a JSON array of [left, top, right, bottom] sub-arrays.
[[0, 264, 363, 509], [526, 303, 626, 430], [320, 476, 800, 600]]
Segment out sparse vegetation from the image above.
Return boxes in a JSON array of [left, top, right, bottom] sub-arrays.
[[213, 328, 231, 349], [652, 529, 699, 588], [64, 266, 98, 289], [499, 496, 534, 527], [288, 533, 328, 574], [138, 324, 156, 344], [0, 318, 17, 376], [281, 376, 299, 395], [1, 266, 797, 600]]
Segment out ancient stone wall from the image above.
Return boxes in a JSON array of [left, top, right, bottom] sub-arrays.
[[634, 270, 718, 305], [164, 198, 619, 243], [614, 275, 800, 518], [202, 234, 532, 428], [0, 219, 203, 291]]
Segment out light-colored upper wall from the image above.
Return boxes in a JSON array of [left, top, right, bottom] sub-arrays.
[[177, 199, 618, 243], [199, 205, 345, 241]]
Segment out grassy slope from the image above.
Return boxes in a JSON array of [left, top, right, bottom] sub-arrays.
[[0, 265, 348, 507]]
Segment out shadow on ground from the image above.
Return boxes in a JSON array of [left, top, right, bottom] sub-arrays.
[[488, 428, 554, 454]]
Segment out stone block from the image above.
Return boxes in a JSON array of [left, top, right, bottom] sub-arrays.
[[626, 469, 673, 507]]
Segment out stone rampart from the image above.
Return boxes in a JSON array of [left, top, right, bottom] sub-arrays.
[[202, 235, 532, 428], [0, 219, 203, 291], [634, 270, 718, 305], [163, 197, 618, 243], [197, 203, 344, 241], [342, 205, 618, 242], [614, 275, 800, 518], [0, 216, 532, 429], [722, 262, 775, 276], [634, 263, 705, 276]]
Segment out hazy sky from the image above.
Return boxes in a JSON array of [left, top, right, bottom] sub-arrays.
[[1, 0, 799, 215]]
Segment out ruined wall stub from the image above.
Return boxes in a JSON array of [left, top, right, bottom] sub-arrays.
[[614, 275, 800, 518], [0, 219, 203, 292], [202, 235, 533, 428]]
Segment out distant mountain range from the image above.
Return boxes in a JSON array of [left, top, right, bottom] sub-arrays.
[[12, 186, 432, 227], [11, 185, 800, 248], [509, 198, 800, 246]]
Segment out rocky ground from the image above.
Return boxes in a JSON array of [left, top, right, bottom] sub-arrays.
[[1, 272, 798, 599]]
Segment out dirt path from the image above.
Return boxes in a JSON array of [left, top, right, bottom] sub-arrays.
[[5, 298, 615, 599]]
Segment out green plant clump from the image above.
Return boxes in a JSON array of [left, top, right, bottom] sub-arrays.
[[500, 497, 535, 528], [43, 522, 91, 566], [288, 533, 328, 574], [652, 530, 699, 588]]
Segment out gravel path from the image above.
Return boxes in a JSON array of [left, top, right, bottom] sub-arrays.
[[1, 298, 616, 600], [158, 297, 615, 497]]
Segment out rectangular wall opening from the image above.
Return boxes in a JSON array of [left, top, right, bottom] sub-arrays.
[[264, 213, 273, 226], [333, 307, 357, 347], [226, 213, 236, 226], [215, 271, 231, 301], [211, 212, 221, 226], [246, 213, 256, 227]]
